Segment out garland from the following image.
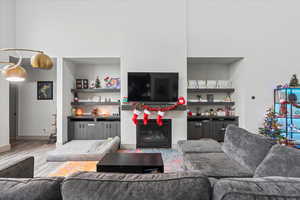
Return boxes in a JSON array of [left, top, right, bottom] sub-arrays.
[[132, 97, 186, 126]]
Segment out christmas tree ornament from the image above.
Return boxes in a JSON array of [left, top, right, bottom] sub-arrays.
[[132, 109, 141, 125], [156, 111, 165, 126], [143, 109, 151, 125]]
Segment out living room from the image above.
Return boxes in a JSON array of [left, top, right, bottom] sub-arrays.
[[0, 0, 299, 199]]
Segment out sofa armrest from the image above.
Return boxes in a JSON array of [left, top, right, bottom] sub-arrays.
[[213, 176, 300, 200], [0, 156, 34, 178]]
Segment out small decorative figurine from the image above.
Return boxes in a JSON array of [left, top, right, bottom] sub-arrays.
[[95, 76, 101, 88], [289, 74, 299, 87], [89, 81, 95, 89], [104, 73, 113, 88]]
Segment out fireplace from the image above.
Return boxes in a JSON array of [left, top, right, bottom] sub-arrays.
[[136, 119, 172, 148]]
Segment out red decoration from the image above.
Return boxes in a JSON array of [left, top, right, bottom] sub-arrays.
[[143, 109, 151, 125], [187, 109, 193, 116], [177, 96, 186, 105], [280, 100, 288, 116], [131, 97, 186, 126], [156, 111, 165, 126], [132, 109, 141, 125]]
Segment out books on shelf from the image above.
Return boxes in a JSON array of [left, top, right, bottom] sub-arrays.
[[187, 80, 232, 89]]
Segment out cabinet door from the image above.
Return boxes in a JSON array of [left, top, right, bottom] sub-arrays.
[[211, 120, 226, 142], [116, 121, 120, 137], [187, 121, 204, 139], [74, 122, 86, 140], [97, 122, 105, 140], [103, 122, 110, 139], [85, 122, 97, 140], [73, 122, 81, 140], [109, 121, 120, 138], [201, 120, 211, 138]]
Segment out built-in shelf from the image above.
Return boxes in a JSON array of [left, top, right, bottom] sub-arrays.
[[71, 88, 120, 93], [121, 104, 187, 111], [187, 88, 235, 93], [187, 101, 235, 106], [188, 116, 238, 120], [71, 102, 120, 106], [68, 116, 120, 121]]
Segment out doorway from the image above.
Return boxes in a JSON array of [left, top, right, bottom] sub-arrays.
[[9, 83, 18, 141]]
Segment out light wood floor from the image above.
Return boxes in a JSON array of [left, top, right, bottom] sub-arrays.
[[0, 140, 64, 177]]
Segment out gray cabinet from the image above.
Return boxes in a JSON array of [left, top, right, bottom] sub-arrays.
[[69, 119, 120, 140], [187, 117, 238, 142], [188, 120, 210, 140]]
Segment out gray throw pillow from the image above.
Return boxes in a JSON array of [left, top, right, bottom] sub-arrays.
[[254, 144, 300, 177]]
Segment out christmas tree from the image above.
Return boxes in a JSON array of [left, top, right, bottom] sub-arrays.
[[259, 107, 285, 139], [95, 76, 101, 88]]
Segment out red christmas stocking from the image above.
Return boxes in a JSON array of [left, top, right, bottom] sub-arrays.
[[132, 109, 141, 125], [143, 109, 151, 125], [157, 111, 165, 126]]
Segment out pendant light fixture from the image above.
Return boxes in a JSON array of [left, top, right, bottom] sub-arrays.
[[0, 48, 54, 82]]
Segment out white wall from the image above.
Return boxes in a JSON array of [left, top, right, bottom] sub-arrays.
[[120, 0, 187, 147], [187, 64, 231, 80], [16, 0, 187, 147], [14, 0, 300, 142], [187, 0, 300, 132], [16, 59, 57, 137], [0, 0, 16, 152], [57, 59, 75, 144]]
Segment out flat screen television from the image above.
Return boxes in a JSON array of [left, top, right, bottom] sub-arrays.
[[128, 72, 179, 102]]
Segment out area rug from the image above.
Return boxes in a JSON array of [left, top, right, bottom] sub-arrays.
[[48, 149, 184, 177]]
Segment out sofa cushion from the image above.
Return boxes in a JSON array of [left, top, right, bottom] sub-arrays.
[[254, 144, 300, 177], [62, 171, 211, 200], [0, 177, 63, 200], [47, 137, 120, 162], [222, 125, 275, 172], [0, 157, 34, 178], [178, 139, 223, 154], [184, 152, 253, 178], [213, 176, 300, 200]]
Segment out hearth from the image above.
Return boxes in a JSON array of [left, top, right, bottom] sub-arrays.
[[136, 119, 172, 148]]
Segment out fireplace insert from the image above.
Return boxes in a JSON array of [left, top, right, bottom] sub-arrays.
[[136, 119, 172, 148]]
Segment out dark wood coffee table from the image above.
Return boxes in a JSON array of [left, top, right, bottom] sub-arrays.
[[97, 153, 164, 173]]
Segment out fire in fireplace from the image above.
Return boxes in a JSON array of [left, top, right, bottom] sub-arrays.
[[136, 119, 172, 148]]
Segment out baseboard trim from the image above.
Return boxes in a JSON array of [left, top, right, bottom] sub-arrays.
[[120, 144, 178, 150], [0, 144, 11, 153], [120, 144, 136, 149], [16, 136, 49, 141]]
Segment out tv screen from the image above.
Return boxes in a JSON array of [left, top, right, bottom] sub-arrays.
[[128, 72, 179, 102]]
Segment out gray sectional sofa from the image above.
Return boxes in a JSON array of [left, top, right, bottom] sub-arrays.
[[0, 125, 299, 200]]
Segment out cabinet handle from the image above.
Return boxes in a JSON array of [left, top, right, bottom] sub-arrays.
[[109, 124, 111, 129], [79, 124, 81, 128], [195, 122, 202, 127]]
